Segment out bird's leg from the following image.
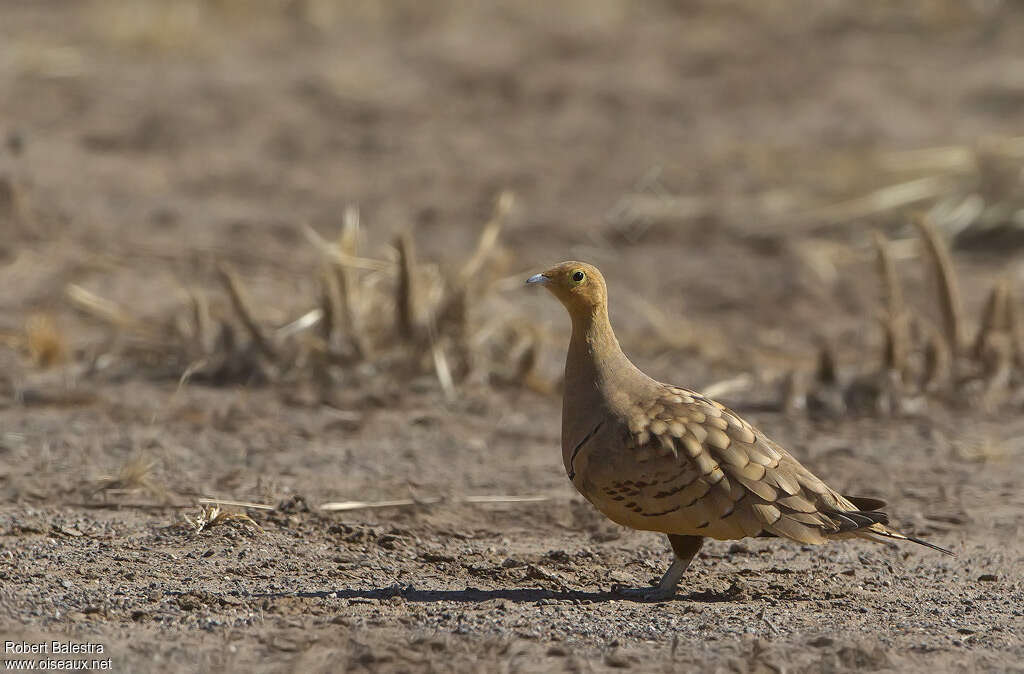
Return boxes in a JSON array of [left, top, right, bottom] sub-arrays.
[[613, 535, 704, 601]]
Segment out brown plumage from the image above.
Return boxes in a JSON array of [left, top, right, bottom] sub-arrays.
[[527, 261, 952, 600]]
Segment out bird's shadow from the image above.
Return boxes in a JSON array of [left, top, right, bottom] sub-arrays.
[[250, 585, 743, 604]]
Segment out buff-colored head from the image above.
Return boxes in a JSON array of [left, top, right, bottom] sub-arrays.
[[526, 261, 608, 318]]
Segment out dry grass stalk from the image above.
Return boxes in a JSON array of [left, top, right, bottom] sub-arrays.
[[430, 337, 456, 401], [463, 495, 550, 504], [65, 284, 155, 337], [197, 498, 273, 510], [913, 214, 964, 379], [815, 341, 839, 386], [318, 265, 343, 350], [459, 190, 514, 284], [394, 232, 419, 341], [877, 144, 977, 174], [919, 319, 952, 392], [972, 280, 1009, 361], [301, 223, 391, 272], [333, 206, 369, 359], [881, 319, 901, 383], [188, 287, 214, 357], [185, 503, 261, 534], [276, 308, 323, 340], [25, 314, 67, 368], [321, 498, 434, 511], [396, 232, 461, 397], [437, 284, 472, 378], [335, 262, 369, 360], [176, 358, 210, 392], [1005, 288, 1024, 369], [339, 205, 360, 253], [979, 333, 1013, 404], [967, 282, 1015, 405], [319, 494, 552, 511], [796, 175, 956, 229], [873, 231, 908, 375], [806, 341, 847, 417], [216, 262, 278, 360]]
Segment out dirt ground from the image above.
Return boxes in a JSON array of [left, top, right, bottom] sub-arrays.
[[2, 2, 1023, 672]]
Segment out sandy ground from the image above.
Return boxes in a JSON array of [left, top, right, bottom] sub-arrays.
[[1, 2, 1023, 672]]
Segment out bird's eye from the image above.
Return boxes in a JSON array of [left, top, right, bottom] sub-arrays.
[[571, 270, 586, 284]]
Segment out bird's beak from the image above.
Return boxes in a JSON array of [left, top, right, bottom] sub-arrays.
[[525, 273, 549, 286]]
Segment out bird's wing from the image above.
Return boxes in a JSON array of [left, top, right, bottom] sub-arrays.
[[603, 384, 883, 543]]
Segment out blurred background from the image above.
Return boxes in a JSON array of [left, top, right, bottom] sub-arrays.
[[2, 1, 1023, 671], [3, 1, 1024, 373]]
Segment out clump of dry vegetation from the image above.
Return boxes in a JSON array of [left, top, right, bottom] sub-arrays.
[[605, 135, 1024, 418], [184, 501, 262, 535], [61, 191, 552, 401], [92, 455, 167, 502], [791, 215, 1024, 417], [14, 133, 1024, 423]]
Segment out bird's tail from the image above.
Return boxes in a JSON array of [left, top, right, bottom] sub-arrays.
[[834, 496, 954, 555]]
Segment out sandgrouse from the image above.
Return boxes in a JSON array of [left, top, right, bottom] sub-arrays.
[[527, 261, 952, 600]]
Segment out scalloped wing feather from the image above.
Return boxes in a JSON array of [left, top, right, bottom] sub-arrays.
[[583, 385, 872, 543]]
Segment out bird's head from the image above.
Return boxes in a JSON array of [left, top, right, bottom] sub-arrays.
[[526, 261, 608, 318]]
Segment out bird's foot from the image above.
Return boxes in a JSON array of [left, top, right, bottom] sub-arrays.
[[611, 582, 677, 601], [611, 555, 688, 601]]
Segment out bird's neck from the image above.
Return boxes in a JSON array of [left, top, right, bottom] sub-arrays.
[[565, 306, 635, 412], [560, 303, 647, 478]]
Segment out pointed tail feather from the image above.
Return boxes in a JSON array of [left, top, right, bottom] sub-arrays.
[[903, 533, 955, 556], [861, 525, 955, 556]]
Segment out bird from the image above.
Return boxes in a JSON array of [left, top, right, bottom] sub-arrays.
[[526, 260, 953, 600]]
